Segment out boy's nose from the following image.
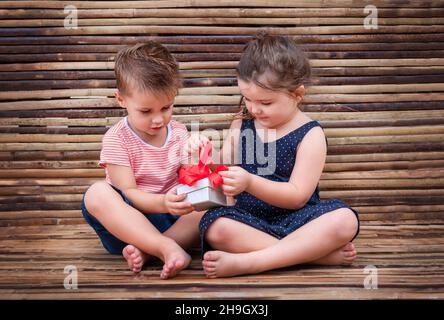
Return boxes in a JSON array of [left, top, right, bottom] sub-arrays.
[[152, 116, 163, 125]]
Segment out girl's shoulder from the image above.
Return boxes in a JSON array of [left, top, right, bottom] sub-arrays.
[[230, 118, 244, 130]]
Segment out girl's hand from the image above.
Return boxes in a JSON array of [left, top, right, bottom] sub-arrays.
[[218, 166, 252, 196], [163, 187, 195, 215]]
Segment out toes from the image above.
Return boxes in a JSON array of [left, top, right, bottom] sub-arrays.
[[202, 260, 216, 268], [160, 268, 170, 279], [204, 251, 219, 262], [344, 251, 355, 258]]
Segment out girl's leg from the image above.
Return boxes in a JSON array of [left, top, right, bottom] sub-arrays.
[[84, 181, 189, 279], [205, 217, 278, 253], [203, 208, 358, 278], [204, 217, 357, 263]]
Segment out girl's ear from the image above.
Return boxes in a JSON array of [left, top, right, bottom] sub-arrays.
[[114, 91, 127, 109], [292, 85, 305, 103]]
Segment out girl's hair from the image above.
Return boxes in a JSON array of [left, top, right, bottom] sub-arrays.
[[114, 41, 181, 98], [235, 32, 311, 119]]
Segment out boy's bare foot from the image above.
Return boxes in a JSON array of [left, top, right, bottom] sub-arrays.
[[202, 251, 251, 278], [122, 245, 149, 273], [311, 242, 357, 266], [160, 246, 191, 280]]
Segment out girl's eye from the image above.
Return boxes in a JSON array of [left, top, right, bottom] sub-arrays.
[[141, 110, 151, 114], [262, 102, 272, 106], [162, 106, 171, 111]]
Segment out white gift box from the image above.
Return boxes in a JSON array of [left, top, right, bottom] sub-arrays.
[[177, 177, 227, 211]]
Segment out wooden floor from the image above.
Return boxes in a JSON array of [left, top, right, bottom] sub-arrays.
[[1, 218, 443, 299]]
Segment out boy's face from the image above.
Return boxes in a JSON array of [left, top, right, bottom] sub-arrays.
[[115, 89, 174, 139]]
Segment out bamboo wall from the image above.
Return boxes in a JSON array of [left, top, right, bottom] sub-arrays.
[[0, 1, 443, 227]]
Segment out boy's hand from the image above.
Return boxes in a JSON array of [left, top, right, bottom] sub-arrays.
[[163, 187, 195, 215], [184, 133, 210, 159], [218, 166, 252, 196]]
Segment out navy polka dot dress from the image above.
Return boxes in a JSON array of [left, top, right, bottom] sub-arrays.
[[199, 119, 360, 254]]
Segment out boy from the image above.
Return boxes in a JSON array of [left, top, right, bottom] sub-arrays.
[[82, 42, 207, 279]]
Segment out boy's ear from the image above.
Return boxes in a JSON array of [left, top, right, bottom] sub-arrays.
[[114, 91, 126, 109]]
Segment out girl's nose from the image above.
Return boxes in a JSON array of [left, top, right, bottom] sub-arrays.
[[251, 104, 262, 115]]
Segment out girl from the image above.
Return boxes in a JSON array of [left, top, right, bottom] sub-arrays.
[[200, 33, 360, 278]]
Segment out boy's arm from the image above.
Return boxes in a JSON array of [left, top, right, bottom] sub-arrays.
[[106, 164, 167, 213], [245, 127, 327, 210]]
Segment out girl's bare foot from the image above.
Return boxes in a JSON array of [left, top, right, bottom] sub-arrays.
[[311, 242, 357, 266], [202, 251, 251, 278], [160, 246, 191, 280], [122, 245, 150, 273]]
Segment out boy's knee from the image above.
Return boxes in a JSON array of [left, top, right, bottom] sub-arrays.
[[84, 181, 112, 213], [205, 218, 232, 246], [331, 208, 359, 242]]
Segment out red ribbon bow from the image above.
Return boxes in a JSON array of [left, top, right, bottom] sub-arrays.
[[178, 142, 228, 187]]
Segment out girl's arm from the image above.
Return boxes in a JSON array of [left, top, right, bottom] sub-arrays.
[[220, 126, 327, 210], [218, 118, 242, 165], [106, 164, 194, 215], [248, 126, 326, 209]]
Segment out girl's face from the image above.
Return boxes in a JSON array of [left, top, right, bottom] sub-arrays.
[[115, 89, 174, 142], [238, 78, 303, 129]]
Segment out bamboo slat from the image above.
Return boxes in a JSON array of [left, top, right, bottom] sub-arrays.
[[0, 0, 441, 9], [2, 8, 444, 19]]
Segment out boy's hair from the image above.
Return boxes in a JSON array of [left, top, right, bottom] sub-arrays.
[[114, 41, 180, 97], [236, 32, 311, 118]]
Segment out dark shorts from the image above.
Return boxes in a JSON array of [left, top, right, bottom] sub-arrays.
[[81, 184, 179, 255]]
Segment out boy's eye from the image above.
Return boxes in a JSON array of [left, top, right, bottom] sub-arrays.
[[162, 105, 171, 111], [141, 110, 151, 114], [262, 102, 272, 106]]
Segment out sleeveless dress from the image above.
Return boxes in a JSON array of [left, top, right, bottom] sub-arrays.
[[199, 119, 360, 254]]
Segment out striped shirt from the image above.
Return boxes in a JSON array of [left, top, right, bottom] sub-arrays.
[[99, 117, 189, 194]]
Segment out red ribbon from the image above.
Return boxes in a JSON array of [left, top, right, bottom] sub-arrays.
[[178, 142, 228, 187]]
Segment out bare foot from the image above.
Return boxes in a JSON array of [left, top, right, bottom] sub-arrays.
[[311, 243, 357, 266], [159, 246, 191, 280], [122, 245, 150, 273], [202, 251, 252, 278]]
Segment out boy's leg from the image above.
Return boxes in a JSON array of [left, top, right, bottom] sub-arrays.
[[203, 208, 358, 278], [84, 181, 190, 279], [163, 210, 206, 249]]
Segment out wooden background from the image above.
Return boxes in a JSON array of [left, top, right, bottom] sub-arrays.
[[0, 0, 443, 299]]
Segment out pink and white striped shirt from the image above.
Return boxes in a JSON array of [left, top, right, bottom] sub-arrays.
[[99, 117, 189, 194]]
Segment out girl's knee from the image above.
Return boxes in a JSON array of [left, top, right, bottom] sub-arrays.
[[331, 208, 359, 242], [205, 218, 232, 246]]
